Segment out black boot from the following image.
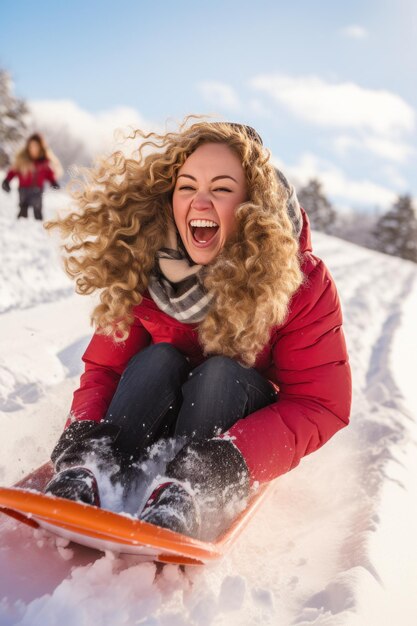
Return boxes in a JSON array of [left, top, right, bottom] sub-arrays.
[[45, 467, 100, 506], [139, 481, 200, 538], [50, 420, 122, 470], [138, 438, 250, 540], [165, 438, 250, 504], [45, 420, 123, 506]]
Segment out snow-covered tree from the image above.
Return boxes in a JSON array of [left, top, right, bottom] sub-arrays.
[[373, 194, 417, 263], [297, 178, 337, 233], [0, 69, 28, 168], [332, 208, 379, 250]]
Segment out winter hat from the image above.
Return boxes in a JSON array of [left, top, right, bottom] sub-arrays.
[[220, 123, 303, 238]]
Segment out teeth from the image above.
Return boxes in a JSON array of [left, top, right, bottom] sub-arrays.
[[189, 219, 219, 228]]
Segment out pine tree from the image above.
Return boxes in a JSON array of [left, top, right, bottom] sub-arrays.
[[373, 194, 417, 263], [0, 69, 28, 168], [297, 178, 337, 233]]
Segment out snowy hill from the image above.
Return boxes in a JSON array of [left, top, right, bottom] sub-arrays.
[[0, 189, 417, 625]]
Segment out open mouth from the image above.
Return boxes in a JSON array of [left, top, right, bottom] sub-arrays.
[[189, 219, 220, 245]]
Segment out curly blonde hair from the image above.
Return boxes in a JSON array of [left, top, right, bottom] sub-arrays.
[[45, 118, 304, 366]]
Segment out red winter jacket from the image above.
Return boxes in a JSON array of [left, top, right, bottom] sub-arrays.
[[69, 210, 351, 484], [5, 158, 58, 189]]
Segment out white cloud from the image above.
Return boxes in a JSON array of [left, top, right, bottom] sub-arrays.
[[197, 81, 241, 111], [333, 134, 416, 163], [381, 165, 408, 189], [341, 25, 369, 39], [272, 152, 397, 208], [248, 98, 273, 118], [28, 99, 155, 159], [250, 74, 415, 137]]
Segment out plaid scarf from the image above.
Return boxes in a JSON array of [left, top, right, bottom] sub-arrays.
[[148, 170, 303, 324], [147, 223, 213, 323]]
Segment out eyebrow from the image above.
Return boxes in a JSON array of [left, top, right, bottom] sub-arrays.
[[177, 174, 238, 183]]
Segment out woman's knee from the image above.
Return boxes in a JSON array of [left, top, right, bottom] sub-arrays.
[[126, 342, 188, 373], [175, 357, 248, 439], [118, 343, 190, 392], [186, 355, 241, 388]]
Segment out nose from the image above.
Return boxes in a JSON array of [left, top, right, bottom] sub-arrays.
[[191, 192, 213, 211]]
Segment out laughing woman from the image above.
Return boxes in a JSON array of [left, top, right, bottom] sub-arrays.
[[44, 121, 351, 540]]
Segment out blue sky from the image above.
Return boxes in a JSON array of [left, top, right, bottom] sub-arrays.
[[2, 0, 416, 210]]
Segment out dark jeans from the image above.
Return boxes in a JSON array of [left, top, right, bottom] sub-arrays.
[[18, 186, 43, 220], [104, 343, 277, 460]]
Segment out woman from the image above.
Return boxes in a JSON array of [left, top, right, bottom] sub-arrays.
[[44, 121, 351, 540], [2, 132, 61, 220]]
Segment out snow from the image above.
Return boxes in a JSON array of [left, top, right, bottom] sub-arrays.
[[1, 188, 417, 625]]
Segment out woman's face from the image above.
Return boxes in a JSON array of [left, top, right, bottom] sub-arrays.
[[28, 140, 41, 159], [172, 142, 247, 265]]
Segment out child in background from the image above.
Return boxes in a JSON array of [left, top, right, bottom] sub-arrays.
[[2, 133, 61, 221]]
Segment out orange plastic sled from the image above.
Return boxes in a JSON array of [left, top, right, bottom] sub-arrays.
[[0, 463, 271, 565]]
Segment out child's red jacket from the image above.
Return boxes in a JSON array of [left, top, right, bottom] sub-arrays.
[[69, 210, 352, 484], [5, 158, 58, 189]]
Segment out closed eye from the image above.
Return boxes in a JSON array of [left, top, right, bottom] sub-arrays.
[[178, 185, 232, 192]]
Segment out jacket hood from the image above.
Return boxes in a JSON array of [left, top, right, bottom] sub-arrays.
[[298, 207, 312, 254]]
